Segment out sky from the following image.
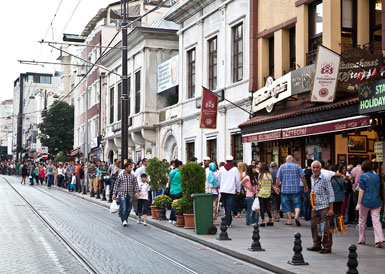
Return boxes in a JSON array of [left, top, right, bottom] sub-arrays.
[[0, 0, 115, 102]]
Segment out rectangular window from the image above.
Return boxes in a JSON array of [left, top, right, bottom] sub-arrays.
[[341, 0, 357, 51], [208, 37, 217, 90], [117, 82, 122, 121], [188, 49, 196, 98], [289, 27, 296, 70], [135, 71, 141, 114], [268, 36, 274, 77], [309, 1, 323, 51], [186, 142, 195, 163], [231, 134, 243, 162], [128, 77, 131, 117], [39, 75, 51, 84], [232, 23, 243, 82], [206, 139, 217, 161], [109, 86, 114, 124]]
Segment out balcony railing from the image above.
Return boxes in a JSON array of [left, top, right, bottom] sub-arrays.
[[306, 49, 317, 66], [362, 41, 382, 55]]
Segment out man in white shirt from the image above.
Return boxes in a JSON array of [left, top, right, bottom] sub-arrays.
[[218, 155, 241, 227]]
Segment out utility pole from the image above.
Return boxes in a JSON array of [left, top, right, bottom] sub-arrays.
[[16, 74, 24, 163], [83, 41, 89, 194], [121, 0, 129, 164]]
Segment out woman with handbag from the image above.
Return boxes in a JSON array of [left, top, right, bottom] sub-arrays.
[[356, 160, 384, 248], [241, 165, 258, 226]]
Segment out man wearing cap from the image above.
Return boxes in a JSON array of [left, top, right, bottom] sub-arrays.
[[218, 155, 241, 227], [203, 157, 211, 169]]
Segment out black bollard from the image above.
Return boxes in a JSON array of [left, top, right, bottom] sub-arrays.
[[346, 244, 358, 274], [248, 224, 265, 251], [160, 202, 168, 220], [216, 216, 231, 241], [288, 233, 308, 265]]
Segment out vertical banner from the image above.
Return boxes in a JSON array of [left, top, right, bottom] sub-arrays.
[[200, 87, 218, 129], [311, 45, 341, 103]]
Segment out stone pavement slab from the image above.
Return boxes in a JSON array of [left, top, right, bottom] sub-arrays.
[[54, 186, 385, 274]]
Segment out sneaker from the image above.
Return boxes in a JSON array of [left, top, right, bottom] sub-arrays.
[[143, 221, 147, 226], [137, 218, 141, 224], [172, 221, 177, 225], [122, 220, 128, 226], [168, 220, 173, 224]]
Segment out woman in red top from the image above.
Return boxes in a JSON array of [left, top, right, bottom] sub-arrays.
[[39, 165, 45, 184]]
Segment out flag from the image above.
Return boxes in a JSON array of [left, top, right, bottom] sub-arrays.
[[358, 71, 366, 82], [356, 72, 363, 82], [366, 69, 372, 80], [371, 68, 377, 78], [380, 66, 385, 77], [200, 87, 218, 129]]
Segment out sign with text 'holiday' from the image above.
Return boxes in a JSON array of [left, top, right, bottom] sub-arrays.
[[252, 73, 291, 113], [311, 46, 340, 103], [358, 80, 385, 114], [200, 87, 218, 129]]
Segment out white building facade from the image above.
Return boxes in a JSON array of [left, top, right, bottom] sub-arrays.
[[0, 99, 13, 158]]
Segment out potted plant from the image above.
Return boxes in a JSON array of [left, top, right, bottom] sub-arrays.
[[180, 163, 206, 229], [172, 198, 186, 227], [153, 194, 172, 220]]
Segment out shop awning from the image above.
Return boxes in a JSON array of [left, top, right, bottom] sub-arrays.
[[242, 115, 370, 143], [69, 147, 81, 157]]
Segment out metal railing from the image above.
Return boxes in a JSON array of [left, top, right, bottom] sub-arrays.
[[306, 49, 317, 65]]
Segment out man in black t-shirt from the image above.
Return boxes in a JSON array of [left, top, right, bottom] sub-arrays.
[[303, 159, 313, 221]]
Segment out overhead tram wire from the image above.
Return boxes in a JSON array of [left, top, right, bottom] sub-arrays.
[[43, 0, 169, 110]]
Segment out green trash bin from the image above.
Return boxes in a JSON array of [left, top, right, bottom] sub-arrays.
[[192, 193, 216, 235]]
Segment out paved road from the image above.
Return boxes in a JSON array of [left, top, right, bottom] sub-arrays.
[[1, 175, 272, 274], [0, 176, 88, 274]]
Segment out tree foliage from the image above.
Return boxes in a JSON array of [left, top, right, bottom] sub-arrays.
[[54, 151, 70, 163], [145, 157, 169, 190], [39, 100, 74, 154]]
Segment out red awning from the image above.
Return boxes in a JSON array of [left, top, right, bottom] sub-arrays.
[[242, 115, 370, 143]]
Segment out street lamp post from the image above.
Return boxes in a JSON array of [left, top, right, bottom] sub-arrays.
[[121, 0, 129, 165]]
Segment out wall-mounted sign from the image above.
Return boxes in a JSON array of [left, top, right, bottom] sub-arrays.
[[90, 137, 99, 149], [374, 141, 383, 154], [311, 46, 340, 103], [338, 47, 382, 92], [157, 55, 178, 93], [358, 80, 385, 114], [242, 129, 282, 143], [252, 73, 291, 113], [291, 64, 315, 95]]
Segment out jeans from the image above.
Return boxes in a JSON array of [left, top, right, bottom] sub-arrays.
[[221, 193, 235, 226], [109, 178, 116, 199], [30, 174, 34, 185], [119, 195, 133, 222], [169, 192, 183, 221], [57, 175, 64, 188], [300, 187, 311, 221], [246, 197, 259, 225], [67, 175, 72, 190], [47, 174, 54, 188]]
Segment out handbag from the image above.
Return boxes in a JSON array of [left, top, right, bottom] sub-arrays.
[[252, 197, 260, 212], [365, 173, 384, 212], [109, 200, 120, 214]]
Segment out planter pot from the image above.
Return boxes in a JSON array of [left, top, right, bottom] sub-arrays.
[[154, 209, 161, 220], [176, 215, 185, 227], [183, 213, 195, 229], [150, 206, 159, 219]]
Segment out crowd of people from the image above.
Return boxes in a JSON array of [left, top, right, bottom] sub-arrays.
[[1, 154, 384, 253]]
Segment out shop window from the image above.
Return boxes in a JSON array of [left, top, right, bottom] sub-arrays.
[[109, 86, 114, 124], [117, 82, 122, 121], [231, 134, 243, 162], [188, 48, 196, 98], [186, 142, 195, 162], [232, 23, 243, 83], [341, 0, 357, 52], [135, 71, 141, 114], [208, 37, 217, 90], [207, 139, 217, 161]]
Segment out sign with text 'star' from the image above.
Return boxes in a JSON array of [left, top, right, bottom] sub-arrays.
[[358, 80, 385, 114]]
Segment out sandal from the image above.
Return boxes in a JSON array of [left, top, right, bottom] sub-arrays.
[[260, 221, 266, 227], [357, 241, 365, 245], [274, 217, 280, 222], [285, 222, 292, 225], [267, 220, 274, 226], [375, 242, 383, 248]]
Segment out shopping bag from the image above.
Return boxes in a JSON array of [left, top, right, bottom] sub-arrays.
[[105, 185, 110, 197], [109, 200, 119, 214], [252, 197, 260, 212]]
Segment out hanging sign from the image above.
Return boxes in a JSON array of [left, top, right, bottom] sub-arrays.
[[311, 46, 340, 103], [358, 80, 385, 114], [200, 87, 218, 129], [374, 141, 383, 154], [157, 55, 178, 93]]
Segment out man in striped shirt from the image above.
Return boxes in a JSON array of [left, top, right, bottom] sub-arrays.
[[112, 161, 139, 226]]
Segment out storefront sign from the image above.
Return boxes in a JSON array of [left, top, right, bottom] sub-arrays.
[[338, 47, 382, 92], [358, 80, 385, 114], [157, 55, 178, 93], [374, 141, 383, 154], [41, 146, 48, 153], [242, 129, 282, 143], [311, 46, 340, 103], [282, 116, 370, 139], [200, 87, 218, 129], [252, 73, 291, 113], [291, 64, 315, 95]]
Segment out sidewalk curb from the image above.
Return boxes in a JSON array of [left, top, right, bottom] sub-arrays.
[[54, 187, 295, 274]]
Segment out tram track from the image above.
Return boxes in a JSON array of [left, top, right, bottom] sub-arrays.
[[2, 176, 199, 274]]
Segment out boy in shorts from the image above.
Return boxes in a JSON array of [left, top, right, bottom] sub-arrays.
[[137, 173, 150, 225]]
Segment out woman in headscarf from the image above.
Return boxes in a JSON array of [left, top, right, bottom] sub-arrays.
[[206, 162, 219, 219]]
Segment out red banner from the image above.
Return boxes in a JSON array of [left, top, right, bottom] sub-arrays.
[[200, 87, 218, 129]]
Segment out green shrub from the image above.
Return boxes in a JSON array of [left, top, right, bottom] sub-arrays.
[[171, 199, 185, 215], [180, 163, 205, 213], [178, 197, 193, 214], [145, 158, 169, 191], [153, 194, 172, 208]]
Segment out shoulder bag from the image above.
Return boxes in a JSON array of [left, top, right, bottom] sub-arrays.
[[365, 173, 384, 212]]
